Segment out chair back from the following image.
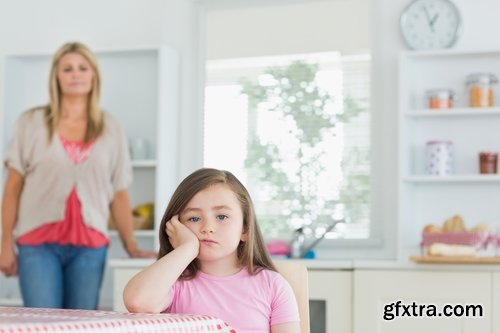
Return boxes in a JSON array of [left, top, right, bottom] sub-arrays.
[[274, 260, 310, 333]]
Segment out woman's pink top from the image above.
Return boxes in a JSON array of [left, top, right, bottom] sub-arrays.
[[17, 135, 109, 248]]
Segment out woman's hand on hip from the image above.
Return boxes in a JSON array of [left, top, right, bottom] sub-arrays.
[[0, 244, 18, 277], [165, 215, 199, 253]]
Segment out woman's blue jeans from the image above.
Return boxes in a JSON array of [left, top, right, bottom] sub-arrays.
[[17, 244, 107, 309]]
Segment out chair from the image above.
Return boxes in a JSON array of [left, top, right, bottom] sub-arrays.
[[274, 260, 310, 333]]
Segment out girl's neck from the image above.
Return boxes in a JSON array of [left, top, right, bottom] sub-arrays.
[[199, 258, 242, 276]]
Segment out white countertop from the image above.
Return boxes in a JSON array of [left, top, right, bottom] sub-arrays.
[[108, 258, 353, 270], [108, 257, 500, 272]]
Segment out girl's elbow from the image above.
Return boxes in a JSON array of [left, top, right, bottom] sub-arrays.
[[123, 291, 166, 313], [123, 290, 145, 313], [125, 302, 149, 313], [124, 297, 155, 313]]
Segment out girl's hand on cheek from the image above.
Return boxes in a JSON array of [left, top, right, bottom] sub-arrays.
[[165, 215, 200, 253]]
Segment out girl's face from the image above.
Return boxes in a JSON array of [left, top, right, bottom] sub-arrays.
[[180, 184, 248, 266], [57, 52, 94, 97]]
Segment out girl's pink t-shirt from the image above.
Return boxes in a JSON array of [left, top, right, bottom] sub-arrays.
[[17, 135, 109, 248], [166, 268, 300, 332]]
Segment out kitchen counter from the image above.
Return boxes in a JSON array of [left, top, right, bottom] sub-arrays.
[[108, 258, 353, 270], [108, 257, 500, 271]]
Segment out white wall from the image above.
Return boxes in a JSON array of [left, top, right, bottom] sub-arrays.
[[206, 0, 371, 59]]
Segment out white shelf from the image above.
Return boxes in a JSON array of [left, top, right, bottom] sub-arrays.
[[401, 48, 500, 59], [398, 49, 500, 259], [131, 159, 156, 168], [403, 175, 500, 183], [108, 230, 155, 237], [405, 107, 500, 117]]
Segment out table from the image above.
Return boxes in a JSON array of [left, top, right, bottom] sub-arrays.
[[0, 306, 237, 333]]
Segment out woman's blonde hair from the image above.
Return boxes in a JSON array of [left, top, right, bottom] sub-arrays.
[[158, 168, 276, 279], [46, 41, 104, 142]]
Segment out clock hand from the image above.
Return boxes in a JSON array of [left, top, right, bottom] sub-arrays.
[[422, 6, 435, 32], [423, 5, 432, 24], [430, 13, 440, 28]]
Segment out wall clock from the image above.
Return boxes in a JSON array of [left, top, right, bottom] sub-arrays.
[[400, 0, 462, 50]]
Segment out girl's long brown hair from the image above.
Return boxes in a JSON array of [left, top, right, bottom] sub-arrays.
[[46, 41, 104, 143], [158, 168, 276, 279]]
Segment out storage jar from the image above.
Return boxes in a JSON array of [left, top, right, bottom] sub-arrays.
[[425, 141, 454, 175], [466, 73, 498, 107], [426, 89, 455, 109], [479, 151, 498, 174]]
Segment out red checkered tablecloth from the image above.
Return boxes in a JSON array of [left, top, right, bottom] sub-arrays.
[[0, 306, 237, 333]]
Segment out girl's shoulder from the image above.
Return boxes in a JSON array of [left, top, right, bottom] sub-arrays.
[[251, 268, 296, 299], [255, 267, 280, 276], [254, 267, 288, 286]]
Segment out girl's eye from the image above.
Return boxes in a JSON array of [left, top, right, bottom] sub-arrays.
[[62, 68, 73, 72], [79, 66, 88, 71], [187, 216, 200, 222], [217, 214, 228, 221]]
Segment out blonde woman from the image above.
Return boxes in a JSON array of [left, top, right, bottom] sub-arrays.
[[124, 168, 300, 333], [0, 42, 155, 309]]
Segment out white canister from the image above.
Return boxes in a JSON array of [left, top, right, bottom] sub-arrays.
[[130, 138, 150, 160], [425, 141, 454, 175]]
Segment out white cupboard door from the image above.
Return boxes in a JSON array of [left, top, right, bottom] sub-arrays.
[[493, 272, 500, 332], [113, 268, 141, 311], [309, 270, 352, 333], [354, 270, 491, 333]]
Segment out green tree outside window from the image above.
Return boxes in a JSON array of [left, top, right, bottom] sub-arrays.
[[240, 61, 370, 238]]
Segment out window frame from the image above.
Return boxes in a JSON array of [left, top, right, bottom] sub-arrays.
[[195, 0, 396, 259]]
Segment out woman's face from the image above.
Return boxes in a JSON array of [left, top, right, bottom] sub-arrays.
[[57, 52, 94, 97]]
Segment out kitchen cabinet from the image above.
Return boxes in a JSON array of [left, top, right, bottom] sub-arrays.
[[0, 46, 179, 308], [353, 270, 492, 333], [112, 266, 143, 312], [398, 50, 500, 256], [493, 272, 500, 332], [308, 270, 352, 333]]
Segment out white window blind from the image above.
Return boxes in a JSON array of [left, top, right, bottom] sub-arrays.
[[204, 51, 371, 240]]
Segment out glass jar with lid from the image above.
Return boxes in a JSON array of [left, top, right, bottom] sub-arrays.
[[466, 73, 498, 107], [425, 89, 456, 109]]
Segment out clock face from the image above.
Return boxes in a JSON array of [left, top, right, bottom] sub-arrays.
[[400, 0, 461, 50]]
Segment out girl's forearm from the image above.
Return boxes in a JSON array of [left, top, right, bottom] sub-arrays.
[[123, 243, 198, 313]]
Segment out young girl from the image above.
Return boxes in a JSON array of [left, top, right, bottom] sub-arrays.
[[123, 168, 300, 332]]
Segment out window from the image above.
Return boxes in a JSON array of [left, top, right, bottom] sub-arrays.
[[204, 51, 371, 240]]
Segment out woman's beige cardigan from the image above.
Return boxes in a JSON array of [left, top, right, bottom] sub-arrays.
[[4, 108, 133, 238]]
